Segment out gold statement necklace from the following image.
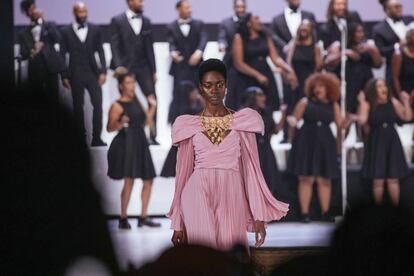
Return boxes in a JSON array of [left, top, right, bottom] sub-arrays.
[[200, 108, 234, 145]]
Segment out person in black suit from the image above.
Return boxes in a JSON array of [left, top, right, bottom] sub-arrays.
[[18, 0, 64, 102], [374, 0, 414, 90], [320, 0, 362, 51], [271, 0, 317, 45], [167, 0, 208, 123], [60, 2, 107, 147], [110, 0, 159, 145], [218, 0, 247, 110]]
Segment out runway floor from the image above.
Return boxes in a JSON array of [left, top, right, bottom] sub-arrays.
[[107, 218, 337, 270]]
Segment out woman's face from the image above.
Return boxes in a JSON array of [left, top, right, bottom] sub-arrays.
[[199, 71, 227, 106], [375, 79, 389, 102], [313, 82, 328, 101], [333, 0, 347, 18], [298, 21, 312, 39], [120, 75, 136, 98], [255, 92, 267, 109], [353, 25, 365, 43], [249, 15, 262, 32]]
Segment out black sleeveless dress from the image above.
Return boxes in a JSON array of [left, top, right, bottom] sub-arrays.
[[361, 102, 409, 179], [346, 50, 374, 113], [290, 44, 316, 108], [107, 100, 156, 180], [237, 35, 280, 111], [288, 99, 339, 178], [256, 109, 281, 193], [399, 50, 414, 95]]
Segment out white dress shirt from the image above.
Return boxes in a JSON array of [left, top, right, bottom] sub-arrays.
[[31, 18, 43, 42], [386, 17, 407, 40], [178, 18, 192, 37], [72, 22, 88, 43], [334, 16, 347, 32], [284, 7, 302, 38], [126, 9, 143, 35]]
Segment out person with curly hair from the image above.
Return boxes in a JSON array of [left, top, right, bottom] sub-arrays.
[[287, 72, 345, 223]]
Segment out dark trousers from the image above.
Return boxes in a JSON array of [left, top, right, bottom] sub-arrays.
[[131, 65, 157, 141], [70, 71, 103, 139], [27, 68, 60, 103]]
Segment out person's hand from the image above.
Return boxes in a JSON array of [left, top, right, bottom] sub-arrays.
[[254, 220, 266, 248], [346, 49, 361, 61], [147, 94, 157, 107], [171, 51, 184, 63], [62, 78, 71, 89], [188, 51, 202, 66], [153, 73, 158, 84], [287, 115, 298, 127], [120, 115, 130, 125], [256, 74, 269, 87], [399, 39, 407, 48], [218, 43, 226, 53], [98, 73, 106, 86], [357, 90, 366, 104], [287, 71, 299, 90], [400, 91, 410, 104], [171, 230, 186, 246], [30, 41, 44, 57]]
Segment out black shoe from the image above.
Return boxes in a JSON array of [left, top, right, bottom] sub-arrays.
[[138, 216, 161, 227], [320, 212, 335, 223], [301, 213, 311, 223], [118, 218, 131, 229], [91, 138, 107, 147], [148, 139, 160, 146]]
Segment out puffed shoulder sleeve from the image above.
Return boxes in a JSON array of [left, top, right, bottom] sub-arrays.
[[231, 108, 265, 135], [172, 115, 201, 146]]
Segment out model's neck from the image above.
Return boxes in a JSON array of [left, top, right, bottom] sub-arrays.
[[203, 104, 228, 117]]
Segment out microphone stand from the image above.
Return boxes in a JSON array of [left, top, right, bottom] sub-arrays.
[[339, 21, 348, 217]]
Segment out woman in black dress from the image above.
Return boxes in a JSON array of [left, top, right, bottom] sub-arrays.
[[392, 28, 414, 100], [242, 86, 285, 194], [232, 13, 298, 112], [356, 78, 412, 206], [287, 73, 345, 222], [161, 81, 204, 177], [284, 19, 323, 141], [107, 68, 160, 229]]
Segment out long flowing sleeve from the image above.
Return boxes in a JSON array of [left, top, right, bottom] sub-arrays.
[[239, 129, 289, 232]]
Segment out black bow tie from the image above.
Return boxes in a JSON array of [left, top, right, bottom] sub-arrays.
[[77, 23, 85, 30], [30, 20, 41, 28], [393, 17, 403, 23], [131, 13, 142, 19], [289, 6, 299, 13]]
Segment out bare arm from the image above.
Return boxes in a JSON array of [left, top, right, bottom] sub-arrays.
[[314, 44, 323, 72], [391, 51, 403, 97], [333, 102, 345, 129], [287, 97, 308, 127], [107, 103, 126, 132], [392, 94, 413, 122], [267, 36, 293, 74], [366, 43, 383, 68]]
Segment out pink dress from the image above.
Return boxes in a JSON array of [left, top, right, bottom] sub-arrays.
[[167, 108, 289, 250]]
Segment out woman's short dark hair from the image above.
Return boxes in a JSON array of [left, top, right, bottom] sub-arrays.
[[198, 59, 227, 83]]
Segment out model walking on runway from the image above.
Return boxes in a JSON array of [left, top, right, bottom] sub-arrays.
[[168, 59, 289, 251]]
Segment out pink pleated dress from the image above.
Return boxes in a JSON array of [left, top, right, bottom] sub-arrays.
[[167, 108, 289, 250]]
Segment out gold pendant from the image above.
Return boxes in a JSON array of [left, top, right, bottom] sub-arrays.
[[200, 111, 233, 145]]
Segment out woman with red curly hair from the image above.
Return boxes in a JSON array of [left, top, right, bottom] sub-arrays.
[[287, 72, 344, 223]]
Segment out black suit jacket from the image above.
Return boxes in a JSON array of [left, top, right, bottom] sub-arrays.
[[166, 19, 208, 76], [320, 10, 362, 49], [373, 16, 414, 64], [271, 10, 317, 44], [109, 13, 156, 74], [218, 17, 239, 66], [60, 23, 107, 79], [18, 21, 64, 74]]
